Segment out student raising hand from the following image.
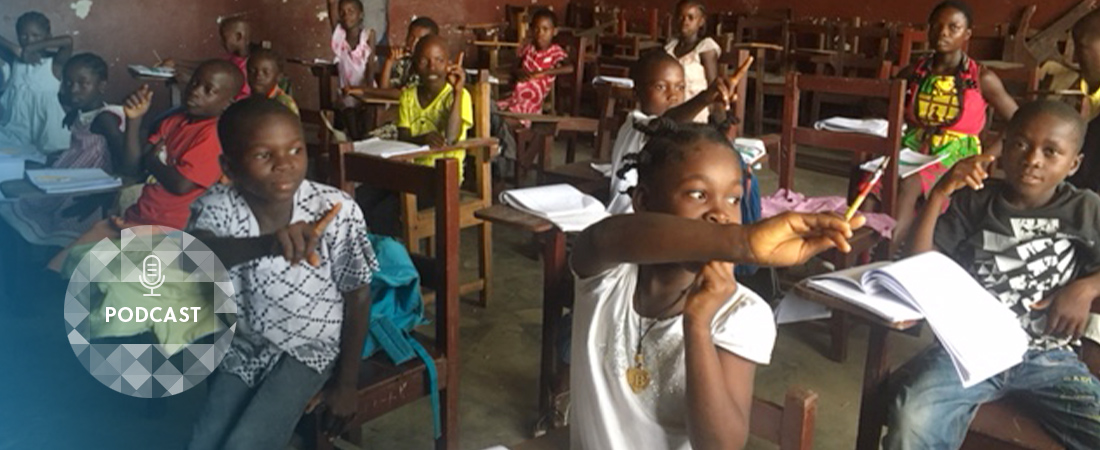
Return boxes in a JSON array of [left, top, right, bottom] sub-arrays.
[[445, 51, 465, 91], [274, 202, 341, 266], [744, 212, 866, 267], [123, 85, 154, 119], [931, 153, 996, 197]]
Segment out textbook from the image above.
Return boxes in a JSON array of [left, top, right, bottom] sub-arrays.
[[796, 251, 1028, 387], [861, 149, 948, 179], [26, 168, 122, 194], [500, 184, 609, 232], [352, 138, 429, 159]]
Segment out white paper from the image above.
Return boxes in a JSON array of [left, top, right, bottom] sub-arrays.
[[352, 138, 429, 159], [861, 149, 948, 179], [592, 75, 634, 88], [733, 137, 767, 165], [775, 291, 832, 324], [500, 184, 609, 232], [813, 117, 890, 137], [128, 65, 175, 79]]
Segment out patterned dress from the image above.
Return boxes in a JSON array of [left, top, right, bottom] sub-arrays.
[[903, 55, 988, 192], [497, 43, 568, 114], [0, 104, 125, 247], [331, 26, 372, 108]]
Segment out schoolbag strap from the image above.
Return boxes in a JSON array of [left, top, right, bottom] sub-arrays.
[[409, 337, 442, 439]]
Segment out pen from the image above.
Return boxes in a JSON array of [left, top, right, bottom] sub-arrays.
[[844, 156, 890, 220]]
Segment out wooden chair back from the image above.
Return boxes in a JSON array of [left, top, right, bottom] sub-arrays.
[[553, 33, 592, 117], [780, 73, 906, 218], [894, 25, 931, 75], [299, 108, 337, 183], [717, 48, 752, 138], [302, 153, 462, 450], [593, 82, 637, 160]]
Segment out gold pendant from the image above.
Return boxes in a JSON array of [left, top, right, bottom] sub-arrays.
[[626, 354, 651, 393]]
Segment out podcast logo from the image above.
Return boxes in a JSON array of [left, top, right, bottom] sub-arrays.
[[64, 226, 236, 398]]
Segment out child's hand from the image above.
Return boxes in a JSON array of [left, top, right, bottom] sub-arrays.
[[745, 212, 867, 266], [389, 46, 407, 62], [446, 52, 465, 90], [705, 77, 736, 110], [683, 261, 738, 325], [424, 132, 447, 148], [123, 85, 154, 119], [156, 58, 176, 69], [1039, 279, 1098, 339], [274, 203, 341, 266], [932, 154, 995, 197], [20, 47, 41, 65]]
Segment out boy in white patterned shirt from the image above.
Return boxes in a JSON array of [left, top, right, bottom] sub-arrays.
[[185, 97, 377, 450]]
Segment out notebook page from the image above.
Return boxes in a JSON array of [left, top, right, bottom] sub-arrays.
[[500, 184, 609, 232]]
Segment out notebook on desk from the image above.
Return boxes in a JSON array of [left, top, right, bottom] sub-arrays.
[[352, 138, 429, 159], [500, 184, 609, 232], [26, 168, 121, 194], [790, 251, 1028, 387]]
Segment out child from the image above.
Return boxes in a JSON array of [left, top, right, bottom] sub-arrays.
[[326, 0, 374, 106], [607, 51, 734, 214], [496, 9, 572, 115], [219, 15, 253, 100], [380, 16, 439, 90], [882, 0, 1018, 248], [0, 11, 73, 154], [664, 0, 720, 124], [886, 100, 1100, 449], [47, 59, 243, 271], [571, 121, 864, 449], [247, 48, 299, 116], [0, 53, 126, 247], [185, 97, 376, 450], [397, 34, 471, 180]]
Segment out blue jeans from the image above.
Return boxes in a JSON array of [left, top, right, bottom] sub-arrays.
[[187, 354, 334, 450], [884, 346, 1100, 450]]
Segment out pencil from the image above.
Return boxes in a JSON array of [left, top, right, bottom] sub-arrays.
[[153, 50, 162, 64], [844, 157, 890, 220]]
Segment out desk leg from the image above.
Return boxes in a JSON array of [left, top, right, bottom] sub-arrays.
[[538, 230, 568, 422], [856, 325, 891, 450]]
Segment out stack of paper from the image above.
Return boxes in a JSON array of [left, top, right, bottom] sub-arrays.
[[813, 117, 891, 137], [26, 168, 122, 194], [127, 65, 175, 79], [861, 149, 948, 179], [500, 184, 609, 232], [592, 76, 634, 88], [793, 252, 1028, 387], [352, 138, 429, 159]]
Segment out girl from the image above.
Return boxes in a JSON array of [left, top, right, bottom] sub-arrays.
[[571, 120, 863, 450], [0, 11, 73, 154], [664, 0, 720, 123], [326, 0, 375, 137], [884, 0, 1017, 247], [0, 53, 126, 247], [497, 9, 573, 115]]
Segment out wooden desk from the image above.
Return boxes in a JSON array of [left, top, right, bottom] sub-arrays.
[[474, 204, 569, 427], [288, 58, 338, 110], [791, 283, 921, 450], [496, 112, 600, 185], [0, 178, 123, 200], [539, 160, 609, 202]]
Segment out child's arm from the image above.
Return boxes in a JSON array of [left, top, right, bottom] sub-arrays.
[[121, 85, 154, 177], [321, 285, 370, 436], [191, 202, 342, 269], [1045, 270, 1100, 340], [0, 36, 19, 63], [397, 127, 447, 148], [684, 261, 754, 449], [378, 47, 405, 89], [979, 67, 1018, 121], [663, 76, 734, 124], [572, 211, 863, 278], [907, 154, 995, 254], [325, 0, 340, 31], [444, 54, 466, 145], [700, 49, 719, 87], [144, 149, 199, 195], [90, 112, 127, 174]]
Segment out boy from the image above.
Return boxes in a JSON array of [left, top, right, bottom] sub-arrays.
[[186, 97, 376, 450], [380, 16, 438, 90], [160, 15, 251, 100], [396, 34, 471, 179], [47, 59, 242, 271], [886, 100, 1100, 450], [247, 48, 298, 116], [606, 50, 734, 214]]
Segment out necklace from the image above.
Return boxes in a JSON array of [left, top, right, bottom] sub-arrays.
[[626, 285, 692, 393]]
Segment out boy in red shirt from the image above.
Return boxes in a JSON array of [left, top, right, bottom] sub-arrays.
[[48, 59, 242, 270]]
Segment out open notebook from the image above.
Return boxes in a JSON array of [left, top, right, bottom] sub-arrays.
[[861, 149, 948, 179], [26, 168, 122, 194], [791, 251, 1028, 387], [500, 184, 609, 232]]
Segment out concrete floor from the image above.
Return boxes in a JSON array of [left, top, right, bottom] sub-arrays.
[[0, 149, 933, 450]]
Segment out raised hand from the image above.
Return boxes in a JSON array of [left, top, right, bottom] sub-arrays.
[[932, 154, 996, 197], [275, 202, 341, 266], [745, 212, 866, 267], [123, 85, 154, 119], [446, 52, 466, 91]]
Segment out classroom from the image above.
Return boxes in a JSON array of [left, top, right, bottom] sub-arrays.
[[0, 0, 1098, 449]]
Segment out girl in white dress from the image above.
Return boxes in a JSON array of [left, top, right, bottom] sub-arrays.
[[571, 120, 865, 450], [0, 11, 73, 154], [664, 0, 721, 124]]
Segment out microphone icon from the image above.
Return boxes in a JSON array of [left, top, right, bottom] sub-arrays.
[[140, 255, 165, 297]]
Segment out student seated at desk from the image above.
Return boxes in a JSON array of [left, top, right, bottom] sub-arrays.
[[379, 16, 438, 91], [396, 34, 471, 181], [571, 121, 864, 450], [0, 53, 127, 247], [185, 98, 376, 450], [607, 50, 736, 214], [47, 59, 243, 271], [496, 9, 572, 116], [247, 48, 299, 116], [885, 100, 1100, 450]]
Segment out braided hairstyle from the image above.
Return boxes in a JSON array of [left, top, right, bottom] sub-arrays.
[[616, 118, 739, 198]]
